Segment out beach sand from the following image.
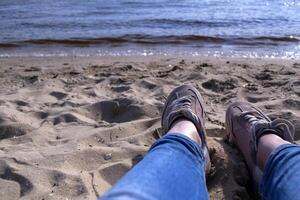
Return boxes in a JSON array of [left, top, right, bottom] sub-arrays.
[[0, 56, 299, 200]]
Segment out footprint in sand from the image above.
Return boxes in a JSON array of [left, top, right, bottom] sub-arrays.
[[86, 98, 146, 123], [291, 81, 300, 97], [0, 123, 32, 140], [282, 99, 300, 110], [0, 160, 33, 197], [49, 91, 68, 100], [202, 79, 237, 93]]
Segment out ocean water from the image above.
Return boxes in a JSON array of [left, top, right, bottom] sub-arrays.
[[0, 0, 300, 58]]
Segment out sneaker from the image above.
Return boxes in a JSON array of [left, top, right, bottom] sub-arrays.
[[225, 102, 294, 189], [161, 84, 211, 174]]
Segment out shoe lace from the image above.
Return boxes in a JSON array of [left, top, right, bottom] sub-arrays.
[[172, 96, 193, 111], [241, 111, 294, 153], [241, 111, 267, 126], [169, 95, 203, 134]]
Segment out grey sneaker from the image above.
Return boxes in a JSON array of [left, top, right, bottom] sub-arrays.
[[161, 84, 211, 175], [225, 102, 294, 189]]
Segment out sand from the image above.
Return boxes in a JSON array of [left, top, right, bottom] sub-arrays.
[[0, 56, 299, 200]]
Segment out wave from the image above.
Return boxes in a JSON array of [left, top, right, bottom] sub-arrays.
[[135, 19, 235, 28], [0, 43, 21, 48], [0, 35, 299, 48], [134, 18, 279, 28]]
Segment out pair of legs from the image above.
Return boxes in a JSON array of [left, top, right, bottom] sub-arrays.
[[101, 85, 299, 200]]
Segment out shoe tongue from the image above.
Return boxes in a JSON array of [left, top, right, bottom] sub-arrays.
[[254, 118, 295, 143], [269, 118, 295, 142]]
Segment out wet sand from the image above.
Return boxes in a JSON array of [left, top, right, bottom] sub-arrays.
[[0, 56, 299, 200]]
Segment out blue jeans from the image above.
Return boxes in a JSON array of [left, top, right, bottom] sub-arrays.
[[100, 134, 208, 200], [260, 144, 300, 200], [100, 134, 300, 200]]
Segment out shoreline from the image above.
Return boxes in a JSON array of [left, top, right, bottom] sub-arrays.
[[1, 54, 299, 64], [1, 50, 300, 60]]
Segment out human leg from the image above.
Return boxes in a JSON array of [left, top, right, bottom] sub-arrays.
[[257, 133, 290, 170], [259, 142, 300, 200], [225, 102, 299, 200], [100, 132, 208, 200], [100, 85, 211, 200]]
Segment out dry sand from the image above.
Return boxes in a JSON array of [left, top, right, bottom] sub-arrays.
[[0, 56, 299, 200]]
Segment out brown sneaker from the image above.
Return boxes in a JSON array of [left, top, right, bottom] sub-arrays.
[[161, 84, 211, 175], [225, 102, 295, 189]]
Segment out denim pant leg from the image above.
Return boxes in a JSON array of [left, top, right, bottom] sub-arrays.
[[260, 144, 300, 200], [100, 133, 209, 200]]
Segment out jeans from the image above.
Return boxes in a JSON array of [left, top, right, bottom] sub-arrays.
[[260, 144, 300, 200], [100, 134, 300, 200], [100, 134, 209, 200]]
